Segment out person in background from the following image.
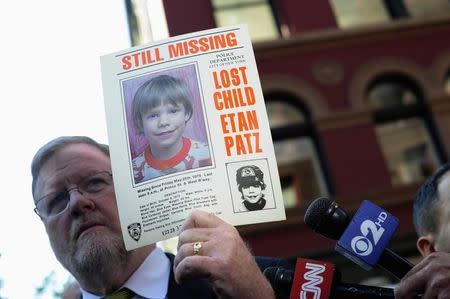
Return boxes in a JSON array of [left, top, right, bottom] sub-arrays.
[[396, 163, 450, 298], [32, 135, 288, 298]]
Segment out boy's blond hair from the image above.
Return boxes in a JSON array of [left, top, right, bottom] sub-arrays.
[[132, 74, 193, 134]]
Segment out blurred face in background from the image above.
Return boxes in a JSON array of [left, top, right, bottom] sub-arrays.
[[433, 172, 450, 252]]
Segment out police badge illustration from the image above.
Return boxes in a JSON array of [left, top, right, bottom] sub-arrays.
[[128, 222, 142, 241]]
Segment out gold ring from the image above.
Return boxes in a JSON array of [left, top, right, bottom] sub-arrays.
[[193, 242, 202, 255]]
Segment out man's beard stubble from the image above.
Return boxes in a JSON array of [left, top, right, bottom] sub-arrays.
[[60, 230, 127, 287]]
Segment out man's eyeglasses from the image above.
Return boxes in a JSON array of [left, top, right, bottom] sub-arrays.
[[34, 171, 113, 219]]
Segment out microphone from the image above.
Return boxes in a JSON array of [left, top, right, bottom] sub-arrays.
[[304, 197, 414, 280], [264, 258, 395, 299]]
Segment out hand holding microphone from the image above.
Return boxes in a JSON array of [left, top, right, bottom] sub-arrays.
[[395, 251, 450, 299]]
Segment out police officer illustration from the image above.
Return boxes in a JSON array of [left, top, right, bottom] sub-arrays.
[[236, 165, 267, 211]]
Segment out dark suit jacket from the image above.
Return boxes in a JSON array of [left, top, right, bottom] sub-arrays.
[[79, 253, 291, 298], [165, 253, 292, 299]]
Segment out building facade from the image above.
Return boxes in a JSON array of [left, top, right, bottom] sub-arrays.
[[127, 0, 450, 283]]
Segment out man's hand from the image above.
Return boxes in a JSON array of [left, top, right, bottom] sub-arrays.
[[174, 209, 275, 299], [395, 251, 450, 298]]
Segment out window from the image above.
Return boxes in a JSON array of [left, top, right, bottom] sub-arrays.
[[330, 0, 391, 28], [330, 0, 450, 28], [366, 79, 418, 109], [267, 100, 305, 128], [366, 75, 442, 186], [125, 0, 169, 45], [402, 0, 450, 18], [211, 0, 280, 41], [266, 93, 329, 208]]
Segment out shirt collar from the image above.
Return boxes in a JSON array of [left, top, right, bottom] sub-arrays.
[[80, 247, 170, 299]]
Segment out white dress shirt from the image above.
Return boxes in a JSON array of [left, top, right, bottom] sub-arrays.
[[80, 246, 171, 299]]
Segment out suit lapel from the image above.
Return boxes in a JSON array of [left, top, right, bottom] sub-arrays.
[[165, 253, 216, 299]]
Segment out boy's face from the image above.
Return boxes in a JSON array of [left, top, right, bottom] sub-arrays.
[[142, 102, 190, 153], [241, 184, 263, 203]]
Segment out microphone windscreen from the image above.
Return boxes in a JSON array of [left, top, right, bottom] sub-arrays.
[[304, 197, 350, 240], [304, 197, 334, 230]]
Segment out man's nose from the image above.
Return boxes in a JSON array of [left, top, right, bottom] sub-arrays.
[[68, 189, 95, 214]]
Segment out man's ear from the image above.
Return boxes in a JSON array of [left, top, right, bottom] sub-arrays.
[[417, 234, 436, 257]]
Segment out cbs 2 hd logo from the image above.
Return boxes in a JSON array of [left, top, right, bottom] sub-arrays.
[[337, 200, 399, 266], [351, 211, 388, 256]]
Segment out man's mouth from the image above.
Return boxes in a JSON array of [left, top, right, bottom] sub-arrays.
[[76, 222, 104, 239]]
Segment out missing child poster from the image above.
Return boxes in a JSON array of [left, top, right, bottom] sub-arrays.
[[101, 24, 286, 250]]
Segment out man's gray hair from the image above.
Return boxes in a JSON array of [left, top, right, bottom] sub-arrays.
[[31, 136, 109, 200]]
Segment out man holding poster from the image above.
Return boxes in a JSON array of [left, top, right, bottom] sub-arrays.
[[31, 23, 288, 298], [31, 136, 288, 298]]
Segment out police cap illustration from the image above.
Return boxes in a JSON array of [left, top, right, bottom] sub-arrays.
[[236, 165, 266, 189]]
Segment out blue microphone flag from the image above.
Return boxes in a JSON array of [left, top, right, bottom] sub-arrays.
[[335, 200, 399, 270]]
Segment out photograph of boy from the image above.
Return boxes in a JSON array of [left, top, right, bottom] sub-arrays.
[[127, 69, 211, 183], [236, 165, 268, 211]]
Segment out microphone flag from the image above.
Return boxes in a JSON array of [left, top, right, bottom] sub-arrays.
[[336, 200, 399, 270], [290, 258, 335, 299]]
